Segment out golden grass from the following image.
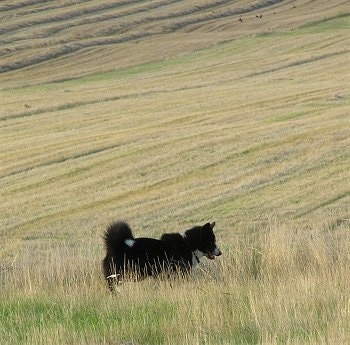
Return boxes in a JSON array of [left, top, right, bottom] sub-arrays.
[[1, 0, 350, 343], [1, 219, 350, 344]]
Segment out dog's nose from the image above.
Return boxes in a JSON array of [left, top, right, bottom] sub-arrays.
[[214, 247, 222, 256]]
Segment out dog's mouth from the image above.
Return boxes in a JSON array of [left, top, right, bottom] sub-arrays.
[[206, 251, 215, 260], [206, 248, 222, 260]]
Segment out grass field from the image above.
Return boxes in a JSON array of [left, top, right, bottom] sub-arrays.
[[1, 0, 350, 344]]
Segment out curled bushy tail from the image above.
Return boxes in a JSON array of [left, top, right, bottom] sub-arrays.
[[104, 221, 134, 256]]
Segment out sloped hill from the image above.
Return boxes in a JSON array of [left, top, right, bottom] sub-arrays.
[[1, 1, 350, 344], [0, 0, 348, 86], [1, 0, 349, 239]]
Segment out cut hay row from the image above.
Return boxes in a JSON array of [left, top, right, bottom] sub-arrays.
[[1, 0, 348, 80]]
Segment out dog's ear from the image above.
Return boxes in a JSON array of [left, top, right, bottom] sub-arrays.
[[203, 222, 215, 230], [203, 222, 215, 231], [203, 222, 210, 230]]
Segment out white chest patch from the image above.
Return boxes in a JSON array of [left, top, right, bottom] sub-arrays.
[[125, 239, 136, 248], [192, 250, 205, 266]]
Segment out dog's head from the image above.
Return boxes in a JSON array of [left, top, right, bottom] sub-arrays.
[[201, 222, 222, 259], [184, 222, 222, 260]]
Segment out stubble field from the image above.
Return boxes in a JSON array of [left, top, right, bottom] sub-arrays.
[[1, 0, 349, 344]]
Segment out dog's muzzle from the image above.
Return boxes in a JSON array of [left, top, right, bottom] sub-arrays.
[[206, 247, 222, 260]]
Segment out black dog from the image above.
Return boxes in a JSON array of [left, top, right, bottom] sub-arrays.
[[102, 221, 221, 289]]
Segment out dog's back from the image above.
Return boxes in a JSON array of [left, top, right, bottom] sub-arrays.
[[103, 222, 181, 286]]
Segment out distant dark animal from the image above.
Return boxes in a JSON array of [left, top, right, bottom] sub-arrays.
[[102, 221, 221, 289]]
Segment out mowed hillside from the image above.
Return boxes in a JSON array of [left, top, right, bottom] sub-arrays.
[[1, 0, 349, 244], [1, 1, 350, 344], [1, 0, 349, 85]]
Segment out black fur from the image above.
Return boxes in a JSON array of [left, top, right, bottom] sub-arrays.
[[102, 221, 221, 289]]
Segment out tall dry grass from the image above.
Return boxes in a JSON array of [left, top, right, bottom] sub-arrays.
[[1, 217, 349, 344]]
